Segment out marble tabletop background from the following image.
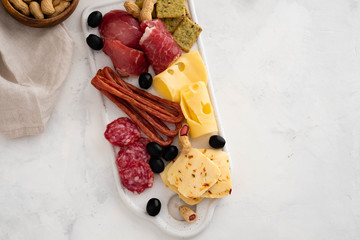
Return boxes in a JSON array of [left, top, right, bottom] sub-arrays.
[[1, 0, 360, 239]]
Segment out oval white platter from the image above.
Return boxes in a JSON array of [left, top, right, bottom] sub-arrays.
[[81, 0, 232, 237]]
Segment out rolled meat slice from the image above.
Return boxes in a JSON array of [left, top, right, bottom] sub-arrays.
[[139, 20, 182, 75]]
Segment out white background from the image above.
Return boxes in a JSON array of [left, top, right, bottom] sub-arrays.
[[1, 0, 360, 239]]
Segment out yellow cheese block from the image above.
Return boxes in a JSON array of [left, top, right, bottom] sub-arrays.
[[153, 50, 207, 103], [180, 81, 218, 138], [167, 148, 221, 198], [160, 162, 203, 205], [200, 149, 232, 198]]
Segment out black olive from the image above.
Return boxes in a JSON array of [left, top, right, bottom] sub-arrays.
[[209, 135, 226, 149], [149, 158, 164, 173], [146, 142, 163, 158], [146, 198, 161, 216], [138, 73, 153, 89], [87, 11, 102, 28], [86, 34, 103, 50], [162, 145, 179, 161]]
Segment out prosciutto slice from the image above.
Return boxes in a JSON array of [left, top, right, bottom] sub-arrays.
[[103, 39, 149, 77], [139, 20, 182, 74], [99, 10, 143, 50]]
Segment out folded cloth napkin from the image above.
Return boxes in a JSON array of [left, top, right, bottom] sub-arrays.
[[0, 5, 74, 138]]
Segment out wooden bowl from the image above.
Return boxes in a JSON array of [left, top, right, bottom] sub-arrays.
[[1, 0, 79, 28]]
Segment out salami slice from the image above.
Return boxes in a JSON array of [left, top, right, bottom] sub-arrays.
[[119, 160, 154, 194], [116, 137, 150, 168], [104, 117, 141, 146]]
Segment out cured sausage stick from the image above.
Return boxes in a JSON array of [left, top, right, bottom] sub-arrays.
[[102, 68, 180, 136], [96, 76, 183, 123], [109, 68, 181, 117], [92, 76, 174, 146]]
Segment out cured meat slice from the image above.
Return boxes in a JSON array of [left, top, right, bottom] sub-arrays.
[[116, 137, 151, 168], [139, 20, 182, 74], [99, 10, 143, 49], [119, 160, 154, 194], [103, 39, 149, 77], [104, 117, 141, 147], [140, 19, 171, 37]]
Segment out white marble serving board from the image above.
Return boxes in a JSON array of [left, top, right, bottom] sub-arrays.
[[81, 0, 231, 237]]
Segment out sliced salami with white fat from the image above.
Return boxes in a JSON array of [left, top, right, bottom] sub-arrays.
[[116, 137, 151, 168], [104, 117, 141, 147], [119, 160, 154, 194]]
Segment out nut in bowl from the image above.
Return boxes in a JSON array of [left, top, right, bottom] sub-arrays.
[[1, 0, 79, 27]]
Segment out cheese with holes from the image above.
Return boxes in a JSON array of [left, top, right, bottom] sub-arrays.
[[167, 148, 220, 198], [160, 162, 203, 205], [153, 50, 207, 103], [200, 149, 232, 198], [180, 81, 218, 138]]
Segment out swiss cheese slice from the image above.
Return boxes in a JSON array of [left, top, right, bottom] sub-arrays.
[[167, 148, 221, 198], [200, 149, 232, 198], [153, 51, 207, 103], [180, 81, 218, 138], [160, 162, 203, 205]]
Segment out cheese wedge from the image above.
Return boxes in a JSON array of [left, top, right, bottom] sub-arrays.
[[167, 148, 221, 198], [161, 162, 203, 205], [180, 81, 218, 138], [201, 149, 232, 198], [153, 51, 207, 103]]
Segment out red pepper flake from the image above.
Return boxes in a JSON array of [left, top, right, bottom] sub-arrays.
[[203, 167, 206, 172], [200, 172, 203, 175], [203, 183, 209, 187], [188, 163, 192, 166], [193, 169, 197, 173], [208, 190, 212, 194], [189, 214, 196, 221], [229, 188, 232, 195], [188, 155, 193, 159], [185, 155, 188, 158]]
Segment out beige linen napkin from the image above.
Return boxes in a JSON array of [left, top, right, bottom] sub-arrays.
[[0, 5, 74, 138]]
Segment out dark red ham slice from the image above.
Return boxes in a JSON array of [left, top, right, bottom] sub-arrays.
[[103, 39, 149, 77], [139, 20, 182, 75], [99, 10, 143, 50]]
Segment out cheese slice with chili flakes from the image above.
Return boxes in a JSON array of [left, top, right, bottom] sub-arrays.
[[160, 162, 203, 205], [167, 148, 221, 198], [200, 149, 232, 198]]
